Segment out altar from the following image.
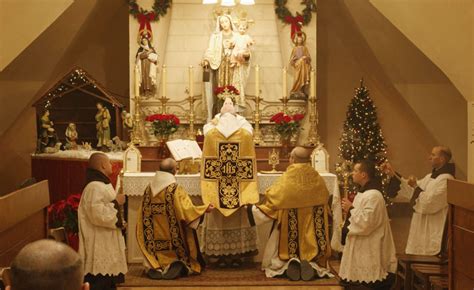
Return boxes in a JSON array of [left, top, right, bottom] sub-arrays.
[[122, 172, 340, 263]]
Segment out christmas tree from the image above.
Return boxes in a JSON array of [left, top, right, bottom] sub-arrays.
[[335, 80, 389, 199]]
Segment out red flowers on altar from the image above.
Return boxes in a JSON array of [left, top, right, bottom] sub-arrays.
[[214, 85, 239, 97], [145, 113, 180, 138], [270, 112, 305, 139]]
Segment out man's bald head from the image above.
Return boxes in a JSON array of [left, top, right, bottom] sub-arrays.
[[290, 146, 311, 164], [159, 158, 177, 175], [88, 152, 112, 176], [9, 240, 85, 290]]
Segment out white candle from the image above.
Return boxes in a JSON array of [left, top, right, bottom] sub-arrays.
[[255, 65, 259, 96], [282, 67, 287, 99], [310, 68, 316, 98], [162, 65, 167, 97], [189, 65, 194, 96], [134, 67, 140, 97]]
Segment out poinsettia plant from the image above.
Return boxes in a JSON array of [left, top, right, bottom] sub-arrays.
[[270, 112, 305, 139], [48, 193, 81, 250], [145, 113, 180, 138], [214, 85, 239, 97]]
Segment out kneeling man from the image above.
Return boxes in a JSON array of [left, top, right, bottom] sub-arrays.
[[248, 147, 332, 281], [137, 158, 213, 279], [339, 160, 397, 289]]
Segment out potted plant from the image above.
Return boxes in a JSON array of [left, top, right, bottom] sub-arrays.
[[48, 193, 81, 250]]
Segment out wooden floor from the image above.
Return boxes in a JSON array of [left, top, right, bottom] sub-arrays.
[[117, 263, 343, 290]]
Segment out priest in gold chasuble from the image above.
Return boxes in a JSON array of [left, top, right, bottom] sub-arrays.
[[248, 147, 332, 280], [137, 159, 210, 279], [200, 98, 259, 262]]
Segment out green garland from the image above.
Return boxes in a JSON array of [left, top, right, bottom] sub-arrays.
[[274, 0, 316, 26], [128, 0, 172, 21]]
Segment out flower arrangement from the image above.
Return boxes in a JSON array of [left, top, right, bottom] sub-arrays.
[[270, 112, 305, 139], [214, 85, 239, 98], [145, 113, 180, 139], [48, 193, 81, 250]]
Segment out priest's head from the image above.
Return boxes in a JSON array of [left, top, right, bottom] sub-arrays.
[[429, 146, 452, 170], [160, 158, 177, 175], [88, 152, 113, 177], [352, 160, 376, 187], [7, 239, 89, 290], [220, 97, 236, 115], [289, 146, 311, 164]]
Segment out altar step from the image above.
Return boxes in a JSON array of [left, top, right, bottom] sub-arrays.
[[118, 263, 342, 290]]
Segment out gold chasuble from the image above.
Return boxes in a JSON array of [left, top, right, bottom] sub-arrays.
[[201, 128, 258, 217], [258, 163, 331, 264], [137, 183, 208, 273]]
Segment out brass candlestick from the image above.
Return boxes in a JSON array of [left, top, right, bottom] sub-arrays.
[[159, 96, 170, 114], [186, 88, 196, 140], [131, 95, 144, 145], [253, 93, 263, 145], [306, 94, 320, 146], [280, 97, 289, 114]]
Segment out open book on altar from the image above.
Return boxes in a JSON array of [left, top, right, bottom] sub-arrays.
[[166, 139, 202, 161]]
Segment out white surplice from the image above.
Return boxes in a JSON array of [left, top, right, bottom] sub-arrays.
[[396, 172, 453, 255], [78, 182, 128, 276], [339, 189, 397, 283]]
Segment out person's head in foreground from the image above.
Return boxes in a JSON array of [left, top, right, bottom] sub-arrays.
[[7, 239, 89, 290]]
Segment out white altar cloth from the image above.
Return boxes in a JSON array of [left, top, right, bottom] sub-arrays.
[[122, 172, 340, 263]]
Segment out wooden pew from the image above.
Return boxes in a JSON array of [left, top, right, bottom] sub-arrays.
[[447, 180, 474, 289], [411, 263, 448, 290], [395, 254, 447, 290], [0, 180, 50, 267]]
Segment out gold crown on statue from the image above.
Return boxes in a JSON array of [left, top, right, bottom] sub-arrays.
[[214, 85, 239, 102]]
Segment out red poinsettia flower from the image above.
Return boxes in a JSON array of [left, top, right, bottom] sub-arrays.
[[293, 113, 305, 122], [270, 111, 304, 139], [214, 85, 240, 96], [146, 113, 180, 138]]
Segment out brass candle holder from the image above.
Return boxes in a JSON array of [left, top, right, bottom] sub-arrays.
[[253, 93, 263, 145], [159, 95, 170, 114], [280, 96, 289, 114], [306, 94, 320, 146], [131, 95, 144, 145], [186, 88, 196, 140]]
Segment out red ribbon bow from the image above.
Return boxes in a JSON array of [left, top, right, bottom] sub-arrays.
[[138, 12, 156, 38], [285, 15, 304, 39]]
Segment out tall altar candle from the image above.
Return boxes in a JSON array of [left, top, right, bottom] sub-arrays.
[[310, 68, 316, 98], [162, 65, 167, 97], [134, 67, 140, 97], [282, 67, 287, 99], [189, 65, 194, 96], [255, 65, 260, 96]]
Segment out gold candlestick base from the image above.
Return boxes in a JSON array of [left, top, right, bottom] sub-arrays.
[[187, 93, 196, 140], [253, 95, 263, 145]]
